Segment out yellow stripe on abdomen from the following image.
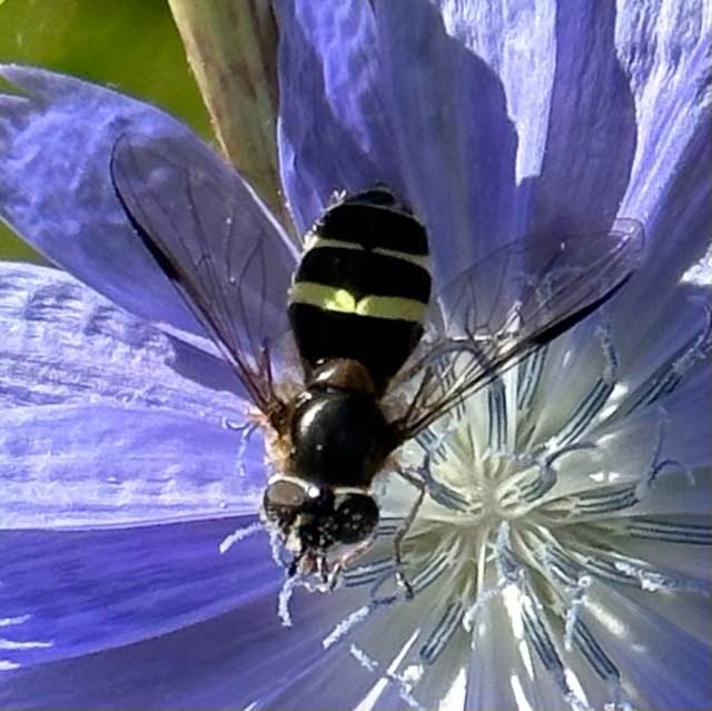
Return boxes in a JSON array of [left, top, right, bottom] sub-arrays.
[[290, 282, 427, 323], [303, 234, 430, 270]]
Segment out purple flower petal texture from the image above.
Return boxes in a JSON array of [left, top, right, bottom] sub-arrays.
[[0, 65, 296, 338], [1, 1, 711, 709], [0, 264, 265, 528]]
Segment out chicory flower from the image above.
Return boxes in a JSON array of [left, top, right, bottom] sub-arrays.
[[1, 1, 710, 709]]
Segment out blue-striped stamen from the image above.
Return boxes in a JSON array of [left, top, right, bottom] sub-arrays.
[[419, 601, 465, 664]]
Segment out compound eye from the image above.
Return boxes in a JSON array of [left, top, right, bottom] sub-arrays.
[[263, 479, 308, 526], [334, 494, 379, 544]]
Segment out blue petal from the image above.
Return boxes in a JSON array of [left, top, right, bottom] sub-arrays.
[[0, 263, 264, 527], [430, 0, 557, 182], [605, 23, 710, 359], [584, 584, 712, 709], [618, 0, 711, 282], [0, 404, 265, 527], [254, 564, 476, 711], [526, 2, 637, 236], [612, 287, 712, 413], [612, 16, 710, 330], [430, 0, 638, 237], [549, 369, 712, 515], [466, 594, 570, 711], [275, 0, 405, 234], [0, 533, 374, 709], [0, 65, 291, 335], [618, 119, 711, 316], [0, 516, 274, 668], [275, 0, 519, 284], [374, 0, 519, 282], [0, 262, 243, 407]]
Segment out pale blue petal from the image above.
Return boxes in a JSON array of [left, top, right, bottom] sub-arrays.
[[0, 262, 243, 408], [0, 404, 264, 528], [618, 0, 711, 282]]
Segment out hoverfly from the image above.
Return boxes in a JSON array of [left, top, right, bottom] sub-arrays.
[[110, 132, 644, 591]]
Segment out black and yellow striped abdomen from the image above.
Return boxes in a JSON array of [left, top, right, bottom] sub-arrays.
[[288, 188, 431, 394]]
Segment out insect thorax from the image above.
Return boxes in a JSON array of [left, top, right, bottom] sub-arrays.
[[289, 383, 392, 489]]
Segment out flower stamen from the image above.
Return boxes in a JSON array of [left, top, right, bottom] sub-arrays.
[[625, 304, 711, 414], [419, 600, 465, 664], [556, 323, 619, 447]]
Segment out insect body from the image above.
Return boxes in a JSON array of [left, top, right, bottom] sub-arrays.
[[110, 132, 645, 588], [264, 188, 431, 573]]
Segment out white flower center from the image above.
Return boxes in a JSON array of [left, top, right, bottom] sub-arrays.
[[321, 312, 711, 710]]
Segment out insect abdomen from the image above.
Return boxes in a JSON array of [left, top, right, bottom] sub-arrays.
[[289, 189, 431, 394]]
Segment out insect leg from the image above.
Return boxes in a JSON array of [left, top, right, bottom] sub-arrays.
[[392, 466, 427, 598], [260, 340, 274, 396], [287, 549, 304, 578], [324, 538, 375, 592]]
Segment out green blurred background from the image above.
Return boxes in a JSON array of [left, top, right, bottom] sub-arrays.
[[0, 0, 210, 260]]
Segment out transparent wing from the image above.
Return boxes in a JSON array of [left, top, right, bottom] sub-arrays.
[[111, 132, 297, 426], [392, 220, 645, 439]]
